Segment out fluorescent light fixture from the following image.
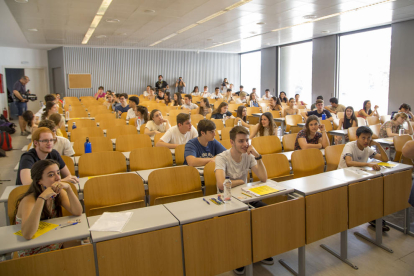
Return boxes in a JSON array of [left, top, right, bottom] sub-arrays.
[[162, 33, 177, 41], [197, 11, 226, 24], [224, 0, 252, 11], [149, 40, 163, 47], [177, 23, 199, 34], [81, 0, 113, 44], [28, 28, 38, 32]]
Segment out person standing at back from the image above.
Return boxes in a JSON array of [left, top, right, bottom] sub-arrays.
[[13, 76, 31, 135], [175, 77, 186, 93], [155, 75, 168, 93], [156, 113, 198, 149]]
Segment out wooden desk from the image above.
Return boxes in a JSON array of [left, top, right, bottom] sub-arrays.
[[231, 179, 294, 203], [89, 206, 182, 276], [0, 186, 20, 226], [328, 129, 348, 144]]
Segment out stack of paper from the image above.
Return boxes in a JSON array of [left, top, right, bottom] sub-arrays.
[[89, 212, 132, 232], [242, 183, 286, 197]]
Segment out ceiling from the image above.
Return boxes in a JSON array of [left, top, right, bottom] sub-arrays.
[[1, 0, 414, 53]]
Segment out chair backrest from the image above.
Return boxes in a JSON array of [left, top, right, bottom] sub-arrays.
[[291, 148, 325, 178], [68, 109, 88, 118], [8, 186, 30, 225], [247, 116, 259, 125], [154, 132, 164, 145], [83, 174, 146, 216], [71, 127, 104, 143], [148, 166, 202, 205], [106, 125, 137, 139], [95, 113, 117, 124], [366, 116, 380, 126], [269, 110, 281, 119], [369, 124, 381, 139], [348, 127, 358, 141], [78, 151, 127, 177], [204, 161, 218, 196], [61, 155, 75, 175], [251, 136, 282, 155], [325, 144, 346, 171], [73, 137, 113, 156], [60, 126, 68, 138], [211, 119, 224, 130], [68, 119, 97, 131], [115, 134, 152, 152], [246, 107, 261, 116], [282, 133, 298, 152], [168, 110, 188, 123], [61, 183, 79, 217], [219, 139, 232, 149], [290, 126, 302, 133], [221, 127, 232, 141], [225, 118, 235, 127], [337, 112, 344, 119], [285, 115, 303, 126], [80, 96, 95, 101], [380, 115, 391, 124], [190, 114, 204, 126], [99, 119, 127, 130], [175, 144, 186, 165], [252, 153, 292, 181], [139, 123, 146, 134], [357, 117, 367, 126], [130, 147, 173, 170], [393, 135, 413, 162], [120, 112, 128, 120], [321, 120, 333, 143], [88, 107, 111, 117]]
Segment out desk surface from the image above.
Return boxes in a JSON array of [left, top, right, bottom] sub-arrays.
[[281, 174, 348, 196], [374, 138, 394, 146], [231, 179, 294, 203], [328, 129, 348, 135], [0, 214, 89, 255], [164, 195, 248, 225], [88, 205, 179, 243], [379, 161, 413, 175], [0, 185, 19, 203], [320, 168, 382, 184]]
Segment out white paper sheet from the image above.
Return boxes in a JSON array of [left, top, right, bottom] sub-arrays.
[[89, 212, 132, 232]]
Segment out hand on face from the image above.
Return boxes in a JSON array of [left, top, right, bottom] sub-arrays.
[[40, 187, 57, 200], [319, 124, 326, 132], [246, 145, 259, 158]]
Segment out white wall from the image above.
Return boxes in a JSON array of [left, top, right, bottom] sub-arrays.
[[0, 47, 49, 113]]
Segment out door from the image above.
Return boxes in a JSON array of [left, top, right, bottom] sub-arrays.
[[5, 68, 24, 117]]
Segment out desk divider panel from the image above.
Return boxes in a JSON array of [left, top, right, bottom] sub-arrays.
[[305, 186, 348, 244], [251, 197, 305, 263], [0, 244, 96, 276], [96, 226, 183, 276], [182, 211, 251, 276], [383, 170, 412, 216]]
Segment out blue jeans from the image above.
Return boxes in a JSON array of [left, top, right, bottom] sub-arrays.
[[15, 101, 27, 116], [409, 179, 414, 208]]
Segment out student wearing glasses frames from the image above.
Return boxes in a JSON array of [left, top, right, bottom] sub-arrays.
[[16, 127, 78, 186]]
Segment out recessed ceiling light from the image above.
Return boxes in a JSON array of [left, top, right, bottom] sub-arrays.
[[14, 0, 28, 3], [96, 35, 107, 38], [28, 28, 38, 32], [257, 22, 265, 25], [106, 19, 120, 23], [321, 30, 330, 34], [144, 9, 155, 13], [303, 15, 317, 19]]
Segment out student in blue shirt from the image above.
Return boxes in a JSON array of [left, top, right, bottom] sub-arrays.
[[184, 119, 226, 166], [115, 93, 130, 115]]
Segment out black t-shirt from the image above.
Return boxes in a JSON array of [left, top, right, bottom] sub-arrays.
[[307, 109, 332, 118], [155, 80, 168, 91], [16, 149, 66, 185], [211, 112, 233, 119], [12, 80, 28, 102], [234, 91, 249, 96]]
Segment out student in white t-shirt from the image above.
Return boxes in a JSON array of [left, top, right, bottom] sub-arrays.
[[156, 113, 198, 149], [338, 126, 388, 170], [210, 87, 223, 100], [201, 86, 210, 98], [126, 96, 139, 120], [262, 89, 272, 101], [144, 109, 171, 137], [182, 94, 198, 110], [143, 85, 151, 97]]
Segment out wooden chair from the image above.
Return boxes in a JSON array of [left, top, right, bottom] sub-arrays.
[[61, 155, 75, 175], [357, 117, 367, 126], [246, 107, 261, 116], [148, 166, 202, 205], [68, 119, 97, 131], [106, 125, 137, 140], [95, 113, 117, 124], [83, 174, 146, 216], [61, 183, 79, 217], [252, 154, 293, 181], [283, 133, 297, 152], [191, 114, 204, 127], [130, 147, 173, 171], [337, 112, 344, 119], [115, 134, 152, 152], [219, 139, 232, 149], [63, 96, 79, 102], [393, 135, 413, 162], [88, 106, 111, 117], [99, 119, 127, 130], [321, 120, 333, 143], [211, 119, 225, 130], [154, 132, 164, 145], [366, 116, 380, 126], [80, 96, 95, 101], [247, 116, 259, 125], [120, 112, 128, 120], [225, 118, 235, 127], [139, 124, 147, 134], [68, 109, 88, 118], [380, 115, 391, 124], [78, 151, 127, 177], [175, 144, 186, 165], [204, 161, 218, 196], [369, 124, 381, 139], [291, 148, 325, 178], [71, 127, 104, 143], [285, 115, 303, 132], [348, 127, 358, 141], [325, 144, 346, 171], [73, 137, 113, 156], [290, 126, 302, 133], [8, 186, 30, 225], [60, 126, 68, 138], [168, 110, 188, 123], [251, 136, 282, 155], [220, 127, 232, 141]]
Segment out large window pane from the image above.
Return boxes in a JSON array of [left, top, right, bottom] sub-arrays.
[[279, 42, 312, 105], [339, 27, 391, 114], [241, 51, 261, 95]]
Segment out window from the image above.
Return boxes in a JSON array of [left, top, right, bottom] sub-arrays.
[[240, 51, 261, 95], [338, 27, 391, 114], [279, 41, 312, 106]]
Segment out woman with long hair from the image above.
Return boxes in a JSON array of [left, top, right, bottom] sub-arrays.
[[379, 112, 413, 138], [144, 109, 171, 137], [335, 106, 357, 143], [175, 77, 186, 93], [211, 102, 233, 119], [41, 102, 59, 121], [49, 113, 65, 137], [269, 96, 282, 111], [284, 98, 299, 116], [171, 92, 183, 106], [134, 105, 149, 125], [191, 86, 200, 96], [249, 93, 259, 107], [164, 92, 172, 106], [294, 115, 329, 150], [22, 110, 38, 133], [13, 160, 82, 253], [249, 112, 276, 139], [235, 106, 250, 128], [279, 91, 288, 103], [358, 100, 379, 118], [198, 98, 212, 117]]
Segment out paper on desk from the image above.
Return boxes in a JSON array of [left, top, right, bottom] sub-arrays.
[[89, 212, 132, 232], [14, 221, 59, 239]]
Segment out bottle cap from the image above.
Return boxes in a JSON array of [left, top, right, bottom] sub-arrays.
[[225, 176, 230, 179]]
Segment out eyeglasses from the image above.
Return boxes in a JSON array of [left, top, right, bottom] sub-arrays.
[[38, 139, 56, 144]]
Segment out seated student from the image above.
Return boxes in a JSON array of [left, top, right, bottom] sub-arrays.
[[144, 109, 171, 137], [295, 93, 307, 107], [41, 101, 59, 122], [233, 85, 249, 96], [284, 97, 299, 116], [335, 106, 357, 143], [223, 89, 234, 103], [191, 86, 200, 96], [49, 113, 65, 137], [304, 99, 333, 121], [134, 105, 149, 126], [31, 120, 75, 157], [358, 100, 379, 119], [235, 92, 247, 104], [198, 98, 212, 117], [35, 94, 57, 123], [379, 112, 413, 138], [279, 91, 288, 104], [392, 103, 414, 122], [210, 102, 233, 119], [115, 93, 129, 115], [310, 96, 323, 110], [249, 112, 276, 139], [94, 86, 106, 100], [17, 127, 78, 186], [112, 93, 121, 111], [103, 93, 114, 110], [14, 159, 82, 246], [143, 85, 151, 96], [147, 88, 156, 101], [182, 94, 198, 110], [295, 115, 330, 150], [22, 110, 38, 134], [201, 86, 210, 98], [156, 113, 198, 149], [235, 106, 250, 128], [249, 92, 259, 107], [403, 140, 414, 207], [210, 87, 223, 100], [171, 92, 183, 107], [55, 93, 63, 104], [325, 97, 346, 114], [126, 96, 139, 120], [269, 96, 282, 111], [156, 90, 165, 102], [184, 119, 226, 166], [262, 89, 272, 100]]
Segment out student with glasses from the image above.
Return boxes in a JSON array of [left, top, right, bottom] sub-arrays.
[[16, 127, 78, 186]]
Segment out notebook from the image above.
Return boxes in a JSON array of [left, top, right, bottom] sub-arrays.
[[14, 221, 59, 239], [241, 183, 286, 197], [377, 162, 398, 168]]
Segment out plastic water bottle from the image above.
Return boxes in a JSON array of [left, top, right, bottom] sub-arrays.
[[136, 117, 141, 131], [223, 177, 232, 202], [223, 114, 227, 124], [65, 111, 69, 120], [237, 119, 241, 126], [72, 122, 77, 130], [266, 106, 270, 112], [84, 137, 92, 153], [277, 126, 282, 138], [250, 100, 253, 107], [322, 113, 326, 120], [69, 105, 72, 111]]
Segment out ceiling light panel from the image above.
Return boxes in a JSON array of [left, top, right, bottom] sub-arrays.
[[81, 0, 113, 44]]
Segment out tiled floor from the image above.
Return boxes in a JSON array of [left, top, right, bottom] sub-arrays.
[[1, 125, 414, 275]]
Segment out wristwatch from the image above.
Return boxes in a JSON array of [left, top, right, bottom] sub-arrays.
[[255, 155, 262, 160]]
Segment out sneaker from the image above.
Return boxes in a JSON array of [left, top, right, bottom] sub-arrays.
[[261, 257, 274, 265], [369, 220, 390, 232], [233, 267, 245, 275], [20, 132, 25, 136]]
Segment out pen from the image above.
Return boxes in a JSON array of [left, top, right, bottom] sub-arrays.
[[210, 198, 220, 205], [217, 195, 224, 203], [241, 192, 252, 198], [203, 198, 210, 205], [60, 222, 79, 228]]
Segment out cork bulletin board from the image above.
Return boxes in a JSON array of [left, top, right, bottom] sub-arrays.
[[68, 74, 92, 89]]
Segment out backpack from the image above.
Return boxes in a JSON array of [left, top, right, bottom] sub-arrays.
[[0, 115, 16, 134], [0, 130, 12, 151]]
